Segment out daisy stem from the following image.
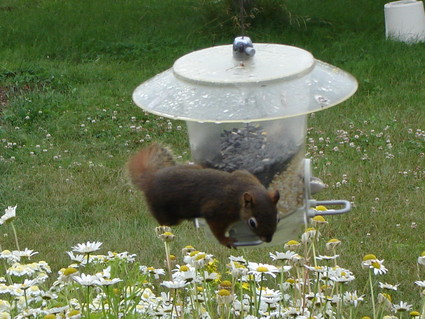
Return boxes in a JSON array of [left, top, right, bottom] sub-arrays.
[[235, 277, 244, 318], [311, 240, 318, 268], [332, 248, 338, 267], [368, 268, 376, 319], [86, 285, 91, 319], [10, 222, 20, 251], [255, 273, 264, 316], [23, 288, 29, 309], [249, 278, 257, 315], [171, 288, 178, 318], [421, 299, 425, 319], [202, 275, 214, 316], [164, 241, 172, 281]]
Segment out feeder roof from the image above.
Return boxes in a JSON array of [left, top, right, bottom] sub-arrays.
[[133, 43, 358, 123]]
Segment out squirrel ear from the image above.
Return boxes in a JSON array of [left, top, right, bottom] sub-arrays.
[[242, 192, 255, 207], [269, 190, 280, 204]]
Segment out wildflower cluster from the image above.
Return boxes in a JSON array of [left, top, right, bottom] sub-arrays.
[[0, 107, 186, 166], [306, 120, 424, 189], [0, 207, 424, 318]]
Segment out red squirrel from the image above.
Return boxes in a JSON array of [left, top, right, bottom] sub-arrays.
[[128, 143, 280, 248]]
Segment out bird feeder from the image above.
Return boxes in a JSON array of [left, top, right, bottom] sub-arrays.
[[132, 37, 358, 247]]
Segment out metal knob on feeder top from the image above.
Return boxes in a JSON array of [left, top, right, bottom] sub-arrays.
[[233, 36, 256, 60]]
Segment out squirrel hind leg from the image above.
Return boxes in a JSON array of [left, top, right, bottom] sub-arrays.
[[151, 209, 182, 226]]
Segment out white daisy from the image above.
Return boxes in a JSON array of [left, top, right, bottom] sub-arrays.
[[72, 241, 102, 254], [284, 240, 301, 250], [301, 227, 320, 243], [140, 265, 166, 279], [227, 260, 248, 277], [172, 264, 197, 283], [106, 251, 136, 263], [7, 263, 38, 277], [392, 301, 412, 312], [0, 312, 11, 319], [362, 255, 388, 275], [418, 252, 425, 266], [183, 251, 214, 269], [0, 206, 16, 225], [379, 282, 399, 291], [305, 265, 328, 273], [247, 262, 279, 278], [0, 250, 20, 263], [202, 271, 220, 282], [377, 292, 393, 310], [270, 250, 297, 261], [259, 287, 282, 304], [12, 249, 39, 260], [96, 276, 122, 286], [329, 267, 355, 283], [343, 291, 364, 307], [326, 238, 342, 250], [229, 255, 247, 264], [315, 254, 339, 261], [66, 251, 86, 264], [0, 300, 11, 312], [161, 279, 189, 289], [72, 273, 100, 286]]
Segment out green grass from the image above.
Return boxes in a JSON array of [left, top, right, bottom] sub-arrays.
[[0, 0, 424, 312]]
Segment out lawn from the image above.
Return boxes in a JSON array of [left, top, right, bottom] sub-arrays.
[[0, 0, 424, 317]]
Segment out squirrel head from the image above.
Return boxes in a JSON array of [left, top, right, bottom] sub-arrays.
[[239, 189, 280, 243]]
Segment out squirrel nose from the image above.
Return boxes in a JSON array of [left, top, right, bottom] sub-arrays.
[[261, 235, 273, 243]]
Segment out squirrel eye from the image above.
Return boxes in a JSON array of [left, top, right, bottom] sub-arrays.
[[248, 217, 258, 229]]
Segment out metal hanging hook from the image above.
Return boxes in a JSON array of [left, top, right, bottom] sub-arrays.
[[233, 36, 256, 61]]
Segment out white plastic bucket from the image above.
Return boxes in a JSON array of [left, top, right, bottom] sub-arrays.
[[384, 0, 425, 43]]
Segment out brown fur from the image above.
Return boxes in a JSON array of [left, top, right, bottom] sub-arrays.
[[128, 143, 280, 248]]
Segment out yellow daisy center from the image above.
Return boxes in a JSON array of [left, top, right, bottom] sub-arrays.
[[286, 240, 300, 246], [313, 215, 326, 222], [217, 289, 231, 296], [195, 253, 206, 260], [220, 280, 232, 287], [256, 266, 269, 272], [180, 265, 190, 272], [328, 238, 340, 243], [68, 310, 81, 316], [382, 293, 392, 301], [63, 267, 78, 276], [363, 254, 377, 261]]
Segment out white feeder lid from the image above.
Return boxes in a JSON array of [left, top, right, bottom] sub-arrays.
[[133, 43, 358, 123], [173, 44, 315, 85]]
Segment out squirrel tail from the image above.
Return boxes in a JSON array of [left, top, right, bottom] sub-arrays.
[[128, 142, 176, 190]]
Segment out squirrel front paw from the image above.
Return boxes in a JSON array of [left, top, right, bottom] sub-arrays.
[[221, 236, 238, 249]]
